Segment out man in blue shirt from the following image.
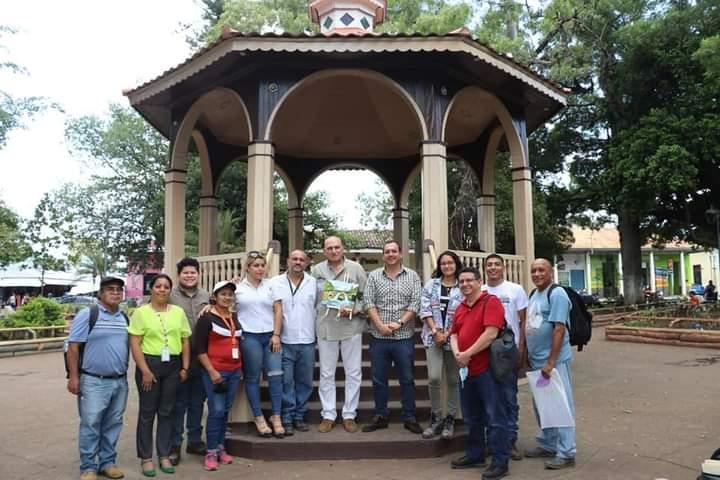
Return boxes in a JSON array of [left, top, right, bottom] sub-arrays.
[[524, 258, 576, 470], [67, 277, 129, 480]]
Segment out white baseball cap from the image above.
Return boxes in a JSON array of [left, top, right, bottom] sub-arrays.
[[212, 280, 237, 295]]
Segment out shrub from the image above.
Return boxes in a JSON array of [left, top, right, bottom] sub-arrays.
[[5, 297, 65, 328]]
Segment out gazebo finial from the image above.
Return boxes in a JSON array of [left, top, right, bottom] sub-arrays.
[[308, 0, 387, 35]]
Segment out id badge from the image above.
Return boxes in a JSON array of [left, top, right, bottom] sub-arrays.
[[161, 346, 170, 362], [232, 347, 239, 359]]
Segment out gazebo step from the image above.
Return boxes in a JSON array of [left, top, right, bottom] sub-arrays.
[[260, 378, 431, 402], [313, 360, 429, 380], [225, 422, 466, 460], [258, 399, 435, 423]]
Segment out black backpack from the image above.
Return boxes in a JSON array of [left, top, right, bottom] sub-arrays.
[[530, 284, 593, 351], [64, 304, 129, 378]]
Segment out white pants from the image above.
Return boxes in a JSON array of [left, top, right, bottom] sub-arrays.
[[318, 333, 362, 421]]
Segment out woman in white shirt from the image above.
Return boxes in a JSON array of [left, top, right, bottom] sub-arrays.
[[235, 252, 284, 438]]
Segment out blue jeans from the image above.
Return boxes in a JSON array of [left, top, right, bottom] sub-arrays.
[[461, 370, 510, 466], [281, 342, 316, 424], [172, 365, 206, 447], [502, 370, 519, 443], [532, 360, 576, 459], [241, 332, 283, 417], [77, 375, 128, 473], [368, 337, 416, 421], [201, 369, 242, 452]]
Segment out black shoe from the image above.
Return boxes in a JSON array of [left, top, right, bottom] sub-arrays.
[[168, 445, 181, 466], [524, 446, 555, 458], [283, 423, 295, 436], [451, 455, 486, 469], [404, 420, 422, 434], [186, 441, 207, 455], [293, 420, 309, 432], [482, 463, 509, 479], [361, 416, 389, 432]]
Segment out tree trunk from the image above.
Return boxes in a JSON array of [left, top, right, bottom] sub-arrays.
[[618, 209, 643, 304]]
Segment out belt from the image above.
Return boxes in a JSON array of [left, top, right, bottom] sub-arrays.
[[81, 370, 127, 380]]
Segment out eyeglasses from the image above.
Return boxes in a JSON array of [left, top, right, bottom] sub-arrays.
[[247, 251, 264, 259]]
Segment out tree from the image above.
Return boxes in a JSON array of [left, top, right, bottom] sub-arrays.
[[0, 199, 29, 267], [26, 194, 67, 295], [0, 26, 58, 148], [62, 104, 167, 268], [528, 0, 720, 302]]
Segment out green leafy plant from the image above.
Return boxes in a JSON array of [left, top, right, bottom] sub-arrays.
[[5, 296, 65, 327]]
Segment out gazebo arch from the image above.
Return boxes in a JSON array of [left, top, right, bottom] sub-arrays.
[[164, 87, 253, 266], [264, 68, 429, 145], [443, 87, 535, 282]]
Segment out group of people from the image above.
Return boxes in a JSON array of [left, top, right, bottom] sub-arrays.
[[66, 237, 577, 480]]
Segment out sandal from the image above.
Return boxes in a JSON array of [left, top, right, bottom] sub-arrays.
[[254, 415, 272, 438], [159, 457, 175, 474], [270, 415, 285, 438], [141, 459, 156, 477]]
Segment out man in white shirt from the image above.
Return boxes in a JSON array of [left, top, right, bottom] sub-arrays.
[[271, 250, 317, 435], [483, 253, 528, 461]]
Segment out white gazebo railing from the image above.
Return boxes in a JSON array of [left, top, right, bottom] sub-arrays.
[[196, 241, 281, 292], [453, 250, 526, 286]]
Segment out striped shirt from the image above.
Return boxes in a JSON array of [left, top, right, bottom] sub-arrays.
[[364, 266, 422, 340]]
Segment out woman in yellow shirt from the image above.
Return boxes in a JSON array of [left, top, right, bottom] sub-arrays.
[[129, 274, 191, 477]]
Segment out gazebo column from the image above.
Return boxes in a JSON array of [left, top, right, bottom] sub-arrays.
[[198, 195, 219, 256], [477, 195, 496, 253], [164, 168, 187, 280], [421, 141, 449, 279], [478, 128, 502, 253], [511, 163, 535, 289], [393, 207, 410, 265], [245, 141, 275, 252], [288, 207, 304, 253]]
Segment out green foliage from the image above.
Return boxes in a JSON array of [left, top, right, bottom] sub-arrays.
[[0, 198, 29, 267], [0, 26, 60, 148], [60, 104, 168, 268], [5, 296, 65, 327], [26, 194, 67, 292]]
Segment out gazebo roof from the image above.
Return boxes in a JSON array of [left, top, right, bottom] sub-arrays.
[[125, 29, 568, 138]]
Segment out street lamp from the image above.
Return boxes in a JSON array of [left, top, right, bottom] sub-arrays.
[[705, 205, 720, 284]]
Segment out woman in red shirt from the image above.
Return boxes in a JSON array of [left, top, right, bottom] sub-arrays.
[[195, 281, 243, 471]]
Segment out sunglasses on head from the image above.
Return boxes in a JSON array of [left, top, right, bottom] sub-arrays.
[[247, 251, 264, 259]]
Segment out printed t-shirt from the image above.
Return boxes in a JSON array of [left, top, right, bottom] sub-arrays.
[[128, 304, 191, 355], [482, 280, 529, 346], [194, 311, 242, 372], [450, 292, 505, 377], [526, 286, 572, 369]]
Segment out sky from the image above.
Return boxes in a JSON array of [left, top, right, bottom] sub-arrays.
[[0, 0, 383, 228]]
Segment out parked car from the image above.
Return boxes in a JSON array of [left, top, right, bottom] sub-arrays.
[[689, 284, 705, 296], [55, 295, 96, 305]]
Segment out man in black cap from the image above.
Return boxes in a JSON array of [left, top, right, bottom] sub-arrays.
[[67, 276, 129, 480]]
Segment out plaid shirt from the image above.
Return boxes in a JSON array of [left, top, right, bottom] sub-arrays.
[[364, 266, 422, 340]]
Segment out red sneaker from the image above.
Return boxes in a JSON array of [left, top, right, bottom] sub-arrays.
[[218, 447, 233, 465], [203, 452, 218, 471]]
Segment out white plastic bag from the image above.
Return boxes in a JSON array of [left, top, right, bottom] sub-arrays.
[[526, 368, 575, 429]]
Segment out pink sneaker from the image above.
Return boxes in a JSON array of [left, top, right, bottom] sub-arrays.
[[203, 452, 218, 471], [218, 446, 233, 465]]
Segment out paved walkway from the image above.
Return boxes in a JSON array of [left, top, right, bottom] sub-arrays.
[[1, 330, 718, 480]]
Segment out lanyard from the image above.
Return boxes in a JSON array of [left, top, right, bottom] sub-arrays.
[[155, 311, 169, 348], [287, 274, 303, 297], [218, 313, 237, 346]]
